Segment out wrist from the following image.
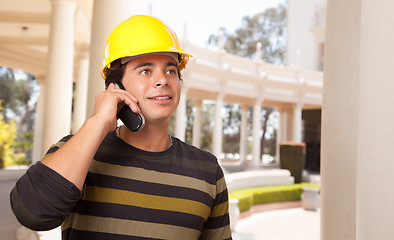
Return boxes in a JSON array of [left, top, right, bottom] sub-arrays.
[[84, 115, 114, 136]]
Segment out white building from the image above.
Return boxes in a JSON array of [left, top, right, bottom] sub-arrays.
[[1, 1, 394, 239], [0, 0, 324, 168], [287, 0, 327, 71]]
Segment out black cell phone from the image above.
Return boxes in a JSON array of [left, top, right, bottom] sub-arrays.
[[114, 82, 145, 132]]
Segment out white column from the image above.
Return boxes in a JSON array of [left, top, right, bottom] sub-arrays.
[[276, 108, 288, 165], [239, 104, 249, 164], [192, 99, 202, 148], [286, 107, 294, 141], [292, 102, 303, 142], [175, 89, 187, 141], [32, 78, 45, 162], [212, 94, 224, 160], [252, 99, 262, 167], [72, 45, 89, 133], [86, 0, 130, 118], [42, 0, 76, 152], [322, 1, 394, 239], [279, 108, 288, 143]]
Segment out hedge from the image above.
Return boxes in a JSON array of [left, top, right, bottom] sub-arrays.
[[229, 183, 320, 212]]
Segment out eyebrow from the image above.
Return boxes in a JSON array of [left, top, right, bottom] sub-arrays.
[[133, 61, 178, 70]]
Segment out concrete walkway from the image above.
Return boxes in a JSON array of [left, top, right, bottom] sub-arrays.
[[234, 207, 320, 240]]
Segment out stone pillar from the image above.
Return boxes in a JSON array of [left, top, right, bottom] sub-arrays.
[[321, 0, 394, 239], [32, 77, 45, 162], [212, 93, 224, 160], [192, 99, 202, 148], [86, 0, 130, 118], [279, 108, 288, 143], [42, 0, 76, 152], [292, 102, 303, 142], [252, 98, 262, 167], [285, 106, 294, 141], [239, 104, 249, 164], [277, 108, 290, 164], [72, 44, 89, 133], [175, 88, 187, 141]]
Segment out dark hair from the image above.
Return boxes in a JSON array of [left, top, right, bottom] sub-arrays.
[[104, 58, 183, 88], [104, 59, 126, 88]]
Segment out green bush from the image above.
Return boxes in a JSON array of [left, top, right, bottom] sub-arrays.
[[230, 192, 254, 212], [0, 101, 17, 169], [12, 152, 31, 166], [229, 183, 320, 212]]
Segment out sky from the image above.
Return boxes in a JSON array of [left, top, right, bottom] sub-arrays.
[[129, 0, 286, 48]]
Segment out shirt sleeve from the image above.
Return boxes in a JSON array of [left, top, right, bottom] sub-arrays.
[[10, 136, 81, 231], [200, 165, 233, 240]]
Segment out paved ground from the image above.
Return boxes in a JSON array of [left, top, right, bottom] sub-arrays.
[[234, 207, 320, 240]]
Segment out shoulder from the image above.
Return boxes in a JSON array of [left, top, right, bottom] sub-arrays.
[[173, 137, 218, 164]]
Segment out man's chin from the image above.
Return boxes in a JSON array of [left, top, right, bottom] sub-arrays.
[[144, 115, 172, 126]]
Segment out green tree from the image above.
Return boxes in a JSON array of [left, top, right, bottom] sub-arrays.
[[208, 3, 287, 64], [207, 3, 287, 161], [0, 100, 17, 168], [0, 67, 15, 121], [223, 104, 242, 154], [0, 66, 38, 162]]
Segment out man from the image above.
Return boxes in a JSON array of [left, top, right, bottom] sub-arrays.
[[10, 15, 232, 239]]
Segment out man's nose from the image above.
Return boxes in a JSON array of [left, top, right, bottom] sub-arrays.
[[155, 72, 169, 87]]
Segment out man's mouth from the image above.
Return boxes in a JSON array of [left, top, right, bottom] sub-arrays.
[[150, 96, 171, 100]]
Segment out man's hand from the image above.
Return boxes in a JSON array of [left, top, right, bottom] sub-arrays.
[[92, 83, 140, 133], [41, 83, 140, 190]]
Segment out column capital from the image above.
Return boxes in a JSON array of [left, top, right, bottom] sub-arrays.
[[255, 85, 265, 104], [35, 75, 46, 85], [296, 91, 305, 108], [241, 104, 250, 110], [192, 99, 203, 106], [216, 79, 226, 99], [294, 100, 304, 109], [255, 96, 264, 106], [215, 91, 225, 100]]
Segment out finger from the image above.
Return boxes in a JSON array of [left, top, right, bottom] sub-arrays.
[[122, 97, 141, 114], [108, 85, 138, 103], [107, 82, 116, 90], [113, 91, 141, 114], [106, 83, 141, 113]]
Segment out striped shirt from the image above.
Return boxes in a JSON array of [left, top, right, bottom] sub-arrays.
[[10, 131, 232, 239]]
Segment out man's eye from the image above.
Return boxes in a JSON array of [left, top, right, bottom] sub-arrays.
[[167, 69, 177, 75], [140, 69, 150, 75]]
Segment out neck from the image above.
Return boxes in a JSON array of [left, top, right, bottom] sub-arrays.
[[118, 124, 172, 152]]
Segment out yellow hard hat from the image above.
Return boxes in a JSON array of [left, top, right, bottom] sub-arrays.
[[101, 15, 192, 79]]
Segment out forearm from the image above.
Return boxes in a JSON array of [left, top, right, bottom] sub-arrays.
[[10, 162, 81, 231], [41, 116, 109, 190]]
